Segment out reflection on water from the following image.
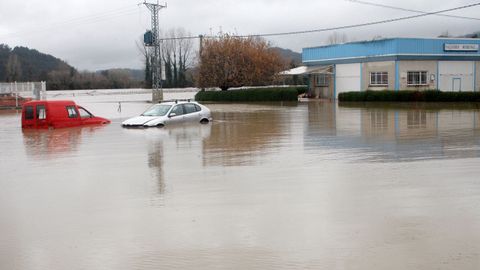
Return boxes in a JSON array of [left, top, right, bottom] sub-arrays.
[[22, 127, 100, 157], [2, 97, 480, 270], [203, 105, 288, 166], [305, 102, 480, 162], [141, 125, 212, 194]]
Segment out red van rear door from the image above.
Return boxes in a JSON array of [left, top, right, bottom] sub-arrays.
[[35, 104, 48, 128]]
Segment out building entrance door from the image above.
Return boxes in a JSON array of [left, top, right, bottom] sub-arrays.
[[452, 78, 462, 92]]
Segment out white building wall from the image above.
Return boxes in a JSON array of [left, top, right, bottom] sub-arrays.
[[438, 61, 475, 92], [335, 63, 361, 98]]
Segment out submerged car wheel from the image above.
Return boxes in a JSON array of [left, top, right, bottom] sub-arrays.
[[200, 118, 209, 124], [156, 123, 165, 128]]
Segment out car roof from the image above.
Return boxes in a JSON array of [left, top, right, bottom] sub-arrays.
[[156, 100, 198, 106]]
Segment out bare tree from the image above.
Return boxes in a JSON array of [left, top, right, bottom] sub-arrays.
[[160, 28, 194, 87], [137, 28, 194, 88], [6, 54, 22, 82], [326, 32, 348, 45], [136, 38, 152, 87], [438, 31, 451, 38]]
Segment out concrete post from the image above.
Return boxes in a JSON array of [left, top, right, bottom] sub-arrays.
[[152, 89, 163, 103], [14, 81, 18, 108], [41, 81, 46, 100]]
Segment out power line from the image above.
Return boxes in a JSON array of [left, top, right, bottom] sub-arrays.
[[345, 0, 480, 21], [236, 2, 480, 38], [157, 2, 480, 41], [0, 5, 139, 39]]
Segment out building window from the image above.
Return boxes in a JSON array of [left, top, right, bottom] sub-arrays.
[[370, 72, 388, 86], [407, 71, 428, 86], [315, 74, 329, 87]]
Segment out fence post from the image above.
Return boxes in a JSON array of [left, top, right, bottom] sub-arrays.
[[41, 81, 46, 100], [14, 81, 18, 108]]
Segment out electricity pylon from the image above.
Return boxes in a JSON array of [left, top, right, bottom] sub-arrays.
[[143, 1, 166, 102]]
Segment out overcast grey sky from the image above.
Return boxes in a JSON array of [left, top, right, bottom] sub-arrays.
[[1, 0, 479, 71]]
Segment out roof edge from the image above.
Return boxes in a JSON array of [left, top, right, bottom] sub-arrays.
[[303, 37, 480, 51]]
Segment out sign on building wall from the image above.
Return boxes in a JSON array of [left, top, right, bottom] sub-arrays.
[[444, 44, 479, 52]]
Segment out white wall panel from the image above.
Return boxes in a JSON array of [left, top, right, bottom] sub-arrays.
[[438, 61, 474, 92], [336, 63, 361, 98]]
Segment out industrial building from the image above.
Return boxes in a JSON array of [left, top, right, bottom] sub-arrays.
[[294, 38, 480, 99]]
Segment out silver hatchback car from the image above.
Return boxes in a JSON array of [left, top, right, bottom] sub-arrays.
[[122, 100, 212, 128]]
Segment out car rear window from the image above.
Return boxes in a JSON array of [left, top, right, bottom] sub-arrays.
[[183, 103, 197, 114], [36, 105, 46, 120], [25, 106, 34, 120], [171, 105, 185, 115]]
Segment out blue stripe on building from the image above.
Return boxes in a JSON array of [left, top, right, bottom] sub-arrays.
[[303, 38, 480, 65]]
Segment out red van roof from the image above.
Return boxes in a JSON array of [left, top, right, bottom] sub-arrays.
[[23, 100, 76, 106]]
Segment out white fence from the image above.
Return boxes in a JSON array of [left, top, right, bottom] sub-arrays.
[[0, 81, 47, 100]]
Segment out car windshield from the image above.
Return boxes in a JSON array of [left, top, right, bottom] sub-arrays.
[[142, 104, 172, 116]]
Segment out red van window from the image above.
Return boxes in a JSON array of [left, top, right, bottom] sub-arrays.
[[36, 105, 46, 120], [25, 106, 34, 120], [66, 106, 78, 118], [78, 107, 92, 118]]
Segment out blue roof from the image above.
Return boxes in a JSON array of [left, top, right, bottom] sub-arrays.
[[302, 38, 480, 65]]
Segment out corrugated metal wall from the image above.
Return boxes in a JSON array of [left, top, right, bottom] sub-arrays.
[[303, 38, 480, 64]]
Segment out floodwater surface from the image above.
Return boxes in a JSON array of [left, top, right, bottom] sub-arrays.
[[1, 91, 480, 269]]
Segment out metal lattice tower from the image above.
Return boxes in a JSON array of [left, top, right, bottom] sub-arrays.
[[144, 1, 166, 102]]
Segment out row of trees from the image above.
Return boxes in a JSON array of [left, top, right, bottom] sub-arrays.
[[140, 28, 195, 88], [2, 29, 295, 91], [47, 69, 143, 90], [142, 29, 288, 90]]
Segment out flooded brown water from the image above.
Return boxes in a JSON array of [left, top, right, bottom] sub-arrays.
[[1, 91, 480, 269]]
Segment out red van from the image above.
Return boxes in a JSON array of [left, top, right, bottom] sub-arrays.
[[22, 100, 110, 129]]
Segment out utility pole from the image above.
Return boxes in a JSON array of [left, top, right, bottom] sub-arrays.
[[143, 1, 166, 103], [199, 34, 204, 56]]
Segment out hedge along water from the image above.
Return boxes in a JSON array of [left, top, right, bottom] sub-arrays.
[[195, 87, 307, 102], [338, 90, 480, 102]]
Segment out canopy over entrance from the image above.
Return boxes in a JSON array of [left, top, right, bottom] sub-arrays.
[[278, 65, 333, 76]]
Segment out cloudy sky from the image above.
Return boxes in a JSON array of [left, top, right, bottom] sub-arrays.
[[1, 0, 479, 71]]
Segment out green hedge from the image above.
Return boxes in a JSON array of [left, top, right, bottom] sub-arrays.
[[195, 86, 307, 102], [339, 90, 480, 102]]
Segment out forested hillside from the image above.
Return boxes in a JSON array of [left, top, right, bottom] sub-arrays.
[[0, 44, 144, 90], [0, 44, 71, 82]]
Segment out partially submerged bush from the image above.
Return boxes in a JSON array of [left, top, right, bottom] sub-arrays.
[[195, 87, 301, 102], [339, 90, 480, 102]]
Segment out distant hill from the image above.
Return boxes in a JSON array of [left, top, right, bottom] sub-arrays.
[[272, 47, 302, 66], [458, 31, 480, 38], [438, 30, 480, 38], [0, 44, 73, 82]]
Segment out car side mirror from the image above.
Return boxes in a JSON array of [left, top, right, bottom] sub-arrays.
[[169, 112, 177, 118]]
